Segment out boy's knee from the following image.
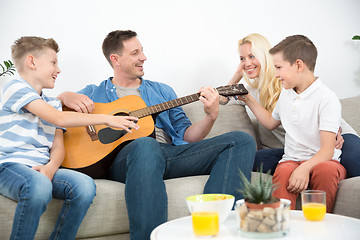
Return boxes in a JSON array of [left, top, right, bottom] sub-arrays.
[[71, 174, 96, 201], [81, 177, 96, 196], [273, 162, 298, 181], [312, 161, 344, 179], [274, 162, 294, 172], [23, 176, 52, 204], [76, 185, 96, 205]]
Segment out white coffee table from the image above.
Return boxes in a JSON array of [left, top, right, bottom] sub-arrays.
[[151, 210, 360, 240]]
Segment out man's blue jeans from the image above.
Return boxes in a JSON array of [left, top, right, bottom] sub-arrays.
[[0, 162, 96, 240], [107, 131, 256, 240]]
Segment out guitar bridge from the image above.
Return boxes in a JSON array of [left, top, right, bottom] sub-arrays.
[[86, 125, 98, 141]]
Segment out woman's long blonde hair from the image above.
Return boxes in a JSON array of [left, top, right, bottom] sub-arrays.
[[239, 33, 282, 112]]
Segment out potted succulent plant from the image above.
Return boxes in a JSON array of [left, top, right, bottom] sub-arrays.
[[235, 166, 290, 236], [237, 165, 280, 209]]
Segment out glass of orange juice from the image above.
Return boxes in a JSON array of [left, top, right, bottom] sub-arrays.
[[301, 190, 326, 221], [191, 211, 219, 237]]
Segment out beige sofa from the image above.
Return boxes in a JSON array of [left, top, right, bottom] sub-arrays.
[[1, 96, 359, 240]]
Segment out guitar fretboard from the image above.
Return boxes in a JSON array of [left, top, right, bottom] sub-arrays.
[[127, 84, 247, 119], [130, 93, 201, 118]]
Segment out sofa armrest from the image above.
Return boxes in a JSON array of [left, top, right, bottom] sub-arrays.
[[333, 176, 360, 219]]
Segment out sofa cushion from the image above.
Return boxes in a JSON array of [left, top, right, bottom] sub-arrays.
[[166, 175, 209, 221], [77, 180, 129, 238], [182, 101, 257, 142], [340, 96, 360, 135], [253, 121, 284, 149]]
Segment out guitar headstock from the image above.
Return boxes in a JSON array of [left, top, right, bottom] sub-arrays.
[[217, 84, 248, 96]]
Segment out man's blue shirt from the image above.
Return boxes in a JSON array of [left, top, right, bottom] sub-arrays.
[[78, 77, 192, 145]]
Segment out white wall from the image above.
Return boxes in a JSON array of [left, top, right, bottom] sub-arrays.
[[1, 0, 359, 99]]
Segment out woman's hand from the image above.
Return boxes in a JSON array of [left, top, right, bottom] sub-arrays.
[[220, 63, 245, 105], [219, 96, 230, 105], [335, 128, 344, 149], [228, 63, 244, 85]]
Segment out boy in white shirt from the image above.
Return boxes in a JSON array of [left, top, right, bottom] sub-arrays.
[[242, 35, 346, 212]]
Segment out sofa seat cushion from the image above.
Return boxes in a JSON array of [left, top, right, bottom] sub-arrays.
[[77, 180, 129, 238], [0, 180, 129, 239], [0, 176, 211, 239]]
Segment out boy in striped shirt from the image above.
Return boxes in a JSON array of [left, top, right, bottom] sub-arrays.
[[0, 36, 139, 240]]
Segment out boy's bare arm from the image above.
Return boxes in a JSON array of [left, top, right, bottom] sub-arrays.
[[287, 130, 336, 193], [24, 99, 139, 132], [242, 94, 280, 130], [32, 129, 64, 180]]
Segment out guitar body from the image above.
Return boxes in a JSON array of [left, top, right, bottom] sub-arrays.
[[61, 95, 155, 178]]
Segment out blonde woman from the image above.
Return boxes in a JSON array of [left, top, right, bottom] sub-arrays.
[[222, 33, 360, 178]]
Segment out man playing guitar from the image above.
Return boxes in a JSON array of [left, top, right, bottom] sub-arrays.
[[58, 30, 256, 240]]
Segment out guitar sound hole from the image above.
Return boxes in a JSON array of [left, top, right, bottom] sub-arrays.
[[114, 112, 129, 117], [113, 112, 137, 124]]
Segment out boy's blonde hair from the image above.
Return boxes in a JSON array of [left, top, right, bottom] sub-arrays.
[[239, 33, 282, 112], [11, 36, 59, 73], [269, 35, 317, 72]]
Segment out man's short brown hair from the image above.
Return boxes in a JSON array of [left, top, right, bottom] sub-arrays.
[[11, 36, 59, 73], [269, 35, 317, 72], [102, 30, 137, 67]]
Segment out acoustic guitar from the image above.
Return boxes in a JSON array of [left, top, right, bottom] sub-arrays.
[[61, 84, 248, 178]]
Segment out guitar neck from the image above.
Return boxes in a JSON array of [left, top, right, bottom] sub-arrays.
[[131, 92, 201, 118], [129, 84, 247, 119]]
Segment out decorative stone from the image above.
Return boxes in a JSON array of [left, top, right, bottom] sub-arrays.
[[257, 222, 271, 233], [241, 218, 248, 231], [238, 204, 248, 220], [263, 207, 275, 217], [247, 210, 263, 220], [246, 217, 261, 232], [262, 216, 276, 226]]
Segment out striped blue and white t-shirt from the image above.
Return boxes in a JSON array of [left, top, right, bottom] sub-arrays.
[[0, 78, 63, 166]]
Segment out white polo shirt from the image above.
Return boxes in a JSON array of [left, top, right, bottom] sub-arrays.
[[272, 78, 342, 162]]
